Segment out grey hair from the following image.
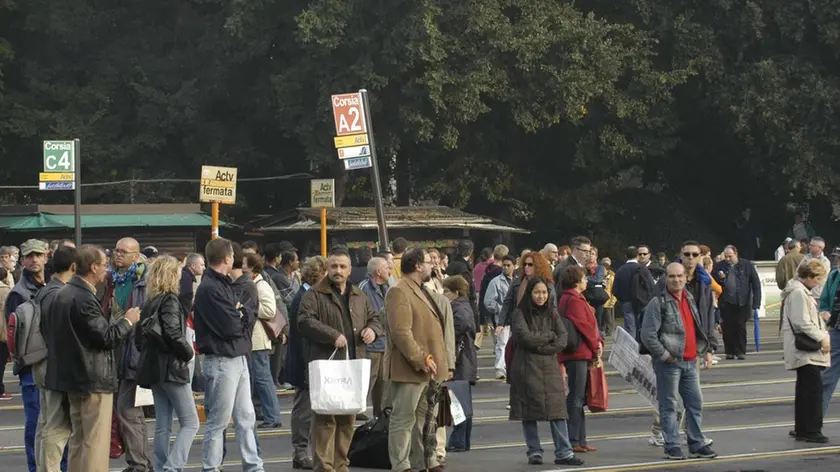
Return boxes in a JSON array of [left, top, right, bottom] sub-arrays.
[[185, 252, 204, 267], [0, 246, 12, 256], [367, 257, 386, 276], [811, 236, 826, 246]]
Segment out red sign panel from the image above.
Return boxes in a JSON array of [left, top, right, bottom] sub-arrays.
[[331, 93, 368, 137]]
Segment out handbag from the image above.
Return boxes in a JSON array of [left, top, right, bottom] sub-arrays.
[[584, 284, 609, 307], [349, 408, 392, 469], [436, 385, 453, 427], [557, 298, 581, 354], [139, 297, 165, 346], [257, 280, 288, 342], [786, 313, 821, 352], [585, 364, 609, 412]]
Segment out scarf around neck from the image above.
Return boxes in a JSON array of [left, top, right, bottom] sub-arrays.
[[112, 262, 138, 286]]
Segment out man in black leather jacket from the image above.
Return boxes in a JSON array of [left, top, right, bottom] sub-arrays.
[[45, 245, 139, 472]]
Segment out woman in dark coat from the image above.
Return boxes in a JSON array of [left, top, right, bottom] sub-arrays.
[[442, 275, 477, 452], [509, 277, 584, 467]]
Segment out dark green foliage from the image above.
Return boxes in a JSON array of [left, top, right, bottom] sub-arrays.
[[1, 0, 838, 252]]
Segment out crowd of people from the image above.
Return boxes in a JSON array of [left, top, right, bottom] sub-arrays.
[[0, 231, 837, 471]]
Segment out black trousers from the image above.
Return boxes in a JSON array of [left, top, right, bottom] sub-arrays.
[[0, 342, 8, 395], [795, 364, 825, 436], [720, 303, 751, 356]]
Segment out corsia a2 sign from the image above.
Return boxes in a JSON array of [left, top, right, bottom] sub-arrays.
[[331, 93, 368, 137], [41, 140, 76, 191], [331, 92, 373, 171], [199, 165, 238, 204], [311, 179, 336, 208]]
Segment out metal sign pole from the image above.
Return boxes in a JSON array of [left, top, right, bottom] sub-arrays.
[[73, 138, 82, 246], [359, 89, 389, 252], [211, 202, 219, 240]]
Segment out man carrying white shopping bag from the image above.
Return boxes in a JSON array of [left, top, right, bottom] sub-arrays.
[[299, 246, 382, 472]]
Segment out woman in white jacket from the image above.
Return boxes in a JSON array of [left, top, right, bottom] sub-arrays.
[[244, 253, 284, 429], [782, 259, 830, 443]]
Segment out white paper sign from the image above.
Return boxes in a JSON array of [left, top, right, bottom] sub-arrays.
[[135, 387, 154, 407], [449, 390, 467, 426]]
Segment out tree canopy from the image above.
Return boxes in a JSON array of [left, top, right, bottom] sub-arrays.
[[1, 0, 839, 255]]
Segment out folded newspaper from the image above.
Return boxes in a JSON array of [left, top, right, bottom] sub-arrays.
[[608, 327, 682, 413]]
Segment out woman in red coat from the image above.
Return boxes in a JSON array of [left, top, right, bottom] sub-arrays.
[[557, 265, 604, 454]]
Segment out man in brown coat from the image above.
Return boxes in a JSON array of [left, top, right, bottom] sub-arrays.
[[298, 246, 382, 472], [385, 248, 449, 472], [776, 240, 805, 291]]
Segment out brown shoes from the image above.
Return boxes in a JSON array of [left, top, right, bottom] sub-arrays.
[[573, 445, 597, 453]]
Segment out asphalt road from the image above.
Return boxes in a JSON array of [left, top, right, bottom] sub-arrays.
[[1, 317, 838, 471]]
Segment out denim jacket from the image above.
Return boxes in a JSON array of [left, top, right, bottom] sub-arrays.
[[640, 289, 710, 362], [359, 277, 389, 353]]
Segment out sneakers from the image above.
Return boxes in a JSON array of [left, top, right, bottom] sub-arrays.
[[495, 370, 506, 380], [681, 436, 714, 446], [256, 422, 282, 429], [689, 446, 718, 458], [0, 393, 12, 400], [555, 456, 585, 466], [663, 448, 686, 460], [528, 455, 543, 465], [648, 433, 664, 447], [506, 403, 511, 410]]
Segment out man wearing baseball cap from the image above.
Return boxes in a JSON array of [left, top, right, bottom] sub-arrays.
[[4, 239, 49, 472]]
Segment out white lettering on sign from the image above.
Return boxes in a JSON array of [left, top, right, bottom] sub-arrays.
[[43, 142, 73, 151], [331, 93, 368, 137], [43, 140, 75, 172]]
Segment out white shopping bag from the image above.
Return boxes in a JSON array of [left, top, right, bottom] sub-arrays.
[[134, 387, 154, 407], [449, 390, 466, 426], [308, 348, 370, 415]]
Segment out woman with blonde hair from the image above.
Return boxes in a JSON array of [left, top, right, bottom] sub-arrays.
[[135, 255, 198, 471], [782, 259, 830, 443]]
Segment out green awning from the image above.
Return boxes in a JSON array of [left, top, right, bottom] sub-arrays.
[[0, 213, 232, 231]]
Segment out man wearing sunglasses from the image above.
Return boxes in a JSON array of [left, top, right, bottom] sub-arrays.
[[647, 242, 719, 448]]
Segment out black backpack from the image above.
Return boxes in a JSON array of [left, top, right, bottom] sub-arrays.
[[557, 297, 581, 354]]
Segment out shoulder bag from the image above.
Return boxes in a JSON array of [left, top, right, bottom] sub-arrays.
[[786, 313, 821, 352]]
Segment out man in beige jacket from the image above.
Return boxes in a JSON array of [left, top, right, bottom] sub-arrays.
[[385, 248, 449, 472]]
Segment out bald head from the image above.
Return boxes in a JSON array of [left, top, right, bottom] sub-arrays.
[[114, 237, 140, 270], [666, 262, 686, 293]]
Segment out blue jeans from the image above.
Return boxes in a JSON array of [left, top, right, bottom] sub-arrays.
[[653, 359, 705, 452], [201, 355, 263, 472], [521, 420, 574, 460], [447, 417, 472, 451], [152, 381, 200, 472], [564, 360, 588, 447], [821, 328, 840, 415], [21, 374, 39, 472], [621, 302, 637, 338], [249, 350, 283, 425]]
